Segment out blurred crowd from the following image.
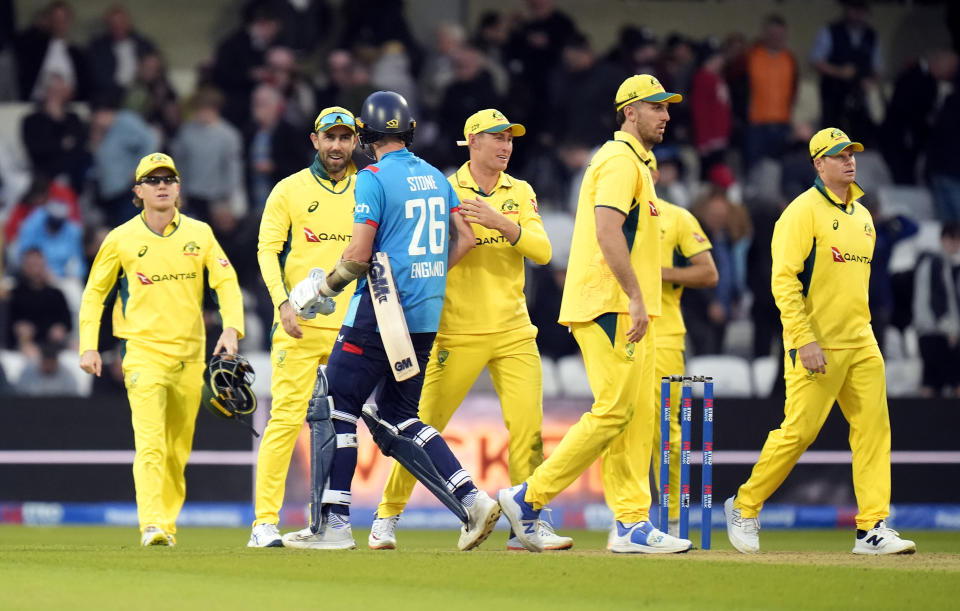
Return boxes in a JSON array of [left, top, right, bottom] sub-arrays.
[[1, 0, 960, 397]]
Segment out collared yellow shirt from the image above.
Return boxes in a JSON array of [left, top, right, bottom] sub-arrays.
[[656, 199, 713, 349], [772, 177, 876, 350], [78, 209, 244, 361], [442, 162, 551, 334], [559, 130, 661, 325], [257, 164, 357, 330]]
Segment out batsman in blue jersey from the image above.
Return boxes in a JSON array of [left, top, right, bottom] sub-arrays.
[[281, 91, 502, 551]]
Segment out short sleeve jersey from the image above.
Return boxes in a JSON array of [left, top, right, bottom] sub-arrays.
[[344, 149, 461, 333], [559, 130, 662, 325], [657, 199, 713, 349]]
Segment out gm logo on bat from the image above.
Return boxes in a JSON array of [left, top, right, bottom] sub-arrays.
[[370, 261, 390, 304], [394, 357, 414, 372]]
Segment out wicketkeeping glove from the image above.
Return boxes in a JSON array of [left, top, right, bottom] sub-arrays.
[[290, 268, 337, 319]]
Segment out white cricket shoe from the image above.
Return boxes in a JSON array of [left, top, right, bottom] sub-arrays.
[[507, 509, 573, 551], [458, 490, 502, 551], [668, 518, 680, 538], [609, 521, 692, 554], [248, 523, 283, 548], [852, 521, 917, 555], [369, 514, 400, 550], [497, 483, 543, 552], [282, 519, 356, 550], [141, 525, 170, 547], [724, 496, 760, 554]]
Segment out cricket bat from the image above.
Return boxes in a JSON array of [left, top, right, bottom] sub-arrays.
[[367, 252, 420, 381]]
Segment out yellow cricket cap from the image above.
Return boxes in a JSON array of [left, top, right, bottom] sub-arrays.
[[135, 153, 178, 182], [314, 106, 357, 133], [457, 108, 526, 146], [809, 127, 864, 160], [615, 74, 682, 111]]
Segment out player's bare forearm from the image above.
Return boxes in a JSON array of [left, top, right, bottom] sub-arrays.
[[595, 207, 641, 301], [661, 251, 718, 288], [341, 222, 376, 265], [449, 209, 475, 268]]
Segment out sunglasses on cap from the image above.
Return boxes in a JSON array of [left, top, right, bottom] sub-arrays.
[[139, 175, 180, 185], [316, 112, 356, 131]]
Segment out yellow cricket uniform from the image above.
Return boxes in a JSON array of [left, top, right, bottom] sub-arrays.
[[254, 161, 357, 525], [377, 162, 551, 518], [651, 199, 713, 521], [527, 131, 661, 523], [735, 177, 890, 530], [78, 209, 244, 534]]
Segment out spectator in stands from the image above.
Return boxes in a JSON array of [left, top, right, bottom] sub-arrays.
[[927, 72, 960, 222], [20, 71, 88, 191], [745, 15, 797, 170], [505, 0, 577, 136], [317, 50, 375, 122], [4, 175, 79, 246], [262, 46, 316, 130], [170, 87, 244, 221], [14, 1, 89, 102], [17, 201, 85, 279], [690, 39, 732, 178], [549, 32, 623, 149], [0, 0, 16, 100], [6, 248, 71, 358], [14, 340, 78, 396], [337, 0, 423, 72], [88, 91, 157, 225], [912, 223, 960, 397], [436, 46, 501, 168], [123, 51, 180, 144], [604, 25, 659, 77], [658, 34, 697, 145], [868, 203, 918, 355], [471, 11, 511, 96], [211, 1, 284, 127], [810, 0, 882, 144], [722, 32, 749, 152], [881, 49, 958, 185], [87, 5, 156, 98], [370, 41, 419, 118], [420, 23, 466, 112], [252, 0, 330, 54], [244, 84, 308, 210]]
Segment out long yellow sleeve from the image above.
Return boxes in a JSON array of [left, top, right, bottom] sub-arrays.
[[78, 231, 121, 354], [512, 184, 551, 266], [257, 184, 293, 311], [204, 226, 245, 338], [771, 201, 818, 349]]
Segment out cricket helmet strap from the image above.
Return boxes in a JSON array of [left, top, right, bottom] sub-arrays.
[[201, 353, 258, 434], [356, 90, 416, 146]]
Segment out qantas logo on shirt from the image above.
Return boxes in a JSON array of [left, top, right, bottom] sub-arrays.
[[531, 198, 539, 214], [648, 201, 659, 216], [304, 227, 350, 242], [693, 232, 706, 243], [217, 257, 230, 267], [832, 246, 871, 264], [136, 271, 198, 284]]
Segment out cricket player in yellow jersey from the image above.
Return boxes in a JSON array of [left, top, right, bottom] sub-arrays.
[[369, 109, 572, 551], [247, 107, 359, 548], [78, 153, 244, 547], [646, 152, 718, 536], [499, 75, 692, 553], [724, 128, 916, 555]]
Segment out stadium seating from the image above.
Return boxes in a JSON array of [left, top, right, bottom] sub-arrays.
[[885, 357, 922, 397], [556, 353, 592, 398], [752, 355, 780, 398], [685, 354, 753, 397], [541, 356, 560, 398], [878, 185, 936, 221]]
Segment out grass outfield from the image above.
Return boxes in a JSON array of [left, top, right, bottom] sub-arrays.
[[1, 526, 958, 610]]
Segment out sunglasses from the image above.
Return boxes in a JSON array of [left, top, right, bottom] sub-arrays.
[[139, 175, 179, 185], [315, 112, 356, 132]]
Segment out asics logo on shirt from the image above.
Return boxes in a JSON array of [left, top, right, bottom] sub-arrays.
[[138, 246, 148, 257]]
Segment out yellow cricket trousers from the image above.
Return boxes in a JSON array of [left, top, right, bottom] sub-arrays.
[[254, 324, 338, 525], [378, 324, 543, 518], [735, 343, 891, 530], [652, 347, 684, 521], [122, 341, 204, 534], [526, 314, 656, 523]]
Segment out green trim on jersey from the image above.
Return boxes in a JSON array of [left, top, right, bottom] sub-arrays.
[[813, 177, 858, 215], [269, 322, 279, 343], [621, 202, 640, 250], [594, 312, 619, 347], [789, 348, 797, 367], [310, 155, 353, 195], [278, 226, 293, 296], [138, 211, 182, 237], [798, 238, 817, 297], [118, 272, 130, 317]]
